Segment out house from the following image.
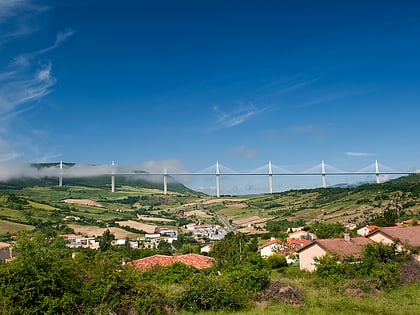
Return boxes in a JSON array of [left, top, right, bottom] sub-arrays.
[[286, 238, 313, 251], [367, 225, 420, 261], [288, 230, 317, 241], [258, 238, 287, 258], [296, 235, 373, 272], [200, 243, 214, 254], [0, 242, 13, 262], [159, 227, 177, 238], [357, 225, 379, 236], [128, 253, 215, 271]]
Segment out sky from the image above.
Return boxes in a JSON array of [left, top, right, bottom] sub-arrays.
[[1, 0, 420, 195]]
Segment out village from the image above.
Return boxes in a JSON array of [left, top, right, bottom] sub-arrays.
[[3, 219, 418, 274]]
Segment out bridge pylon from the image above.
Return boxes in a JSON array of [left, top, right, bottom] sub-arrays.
[[269, 160, 273, 194], [111, 161, 115, 192], [321, 160, 327, 188], [216, 161, 220, 197], [163, 168, 168, 195]]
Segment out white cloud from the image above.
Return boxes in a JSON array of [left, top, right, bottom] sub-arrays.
[[212, 104, 269, 130], [0, 1, 74, 162], [0, 0, 47, 44], [345, 152, 375, 157]]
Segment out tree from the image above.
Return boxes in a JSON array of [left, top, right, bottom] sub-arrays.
[[99, 229, 115, 251], [0, 231, 81, 313]]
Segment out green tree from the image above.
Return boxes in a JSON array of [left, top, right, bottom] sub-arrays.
[[0, 231, 81, 314], [99, 229, 115, 251]]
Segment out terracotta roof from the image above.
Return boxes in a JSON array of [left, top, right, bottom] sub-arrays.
[[297, 237, 373, 260], [286, 238, 313, 248], [258, 239, 284, 251], [0, 242, 12, 249], [129, 254, 215, 271], [368, 225, 420, 247]]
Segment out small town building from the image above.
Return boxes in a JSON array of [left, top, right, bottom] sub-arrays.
[[357, 225, 379, 236], [258, 238, 286, 258], [296, 235, 373, 272]]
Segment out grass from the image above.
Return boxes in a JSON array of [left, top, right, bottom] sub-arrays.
[[180, 282, 420, 315], [0, 219, 34, 234]]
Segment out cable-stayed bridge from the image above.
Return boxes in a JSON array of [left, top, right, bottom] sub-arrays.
[[55, 160, 415, 197]]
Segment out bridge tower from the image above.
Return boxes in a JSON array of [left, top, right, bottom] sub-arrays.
[[59, 161, 63, 187], [321, 160, 327, 188], [375, 160, 380, 184], [216, 161, 220, 197], [163, 168, 168, 195], [111, 160, 115, 192], [268, 160, 273, 194]]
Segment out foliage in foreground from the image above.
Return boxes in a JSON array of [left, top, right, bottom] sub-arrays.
[[0, 231, 419, 315], [315, 242, 410, 291], [0, 231, 274, 314]]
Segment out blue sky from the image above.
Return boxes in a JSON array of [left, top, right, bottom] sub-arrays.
[[1, 0, 420, 194]]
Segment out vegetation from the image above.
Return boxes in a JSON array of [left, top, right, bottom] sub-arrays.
[[0, 230, 419, 314], [1, 170, 420, 313]]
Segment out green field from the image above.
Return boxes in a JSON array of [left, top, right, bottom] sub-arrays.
[[0, 219, 33, 234]]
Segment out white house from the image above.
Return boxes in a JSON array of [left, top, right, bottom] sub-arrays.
[[357, 225, 379, 236], [258, 238, 286, 258], [296, 236, 373, 272]]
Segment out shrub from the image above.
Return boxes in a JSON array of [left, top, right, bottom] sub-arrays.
[[177, 273, 248, 312], [315, 254, 346, 284], [266, 253, 288, 269], [222, 263, 270, 293]]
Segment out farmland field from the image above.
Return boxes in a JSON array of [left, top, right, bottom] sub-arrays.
[[0, 220, 34, 234], [67, 224, 140, 239]]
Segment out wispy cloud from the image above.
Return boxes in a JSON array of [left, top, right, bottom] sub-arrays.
[[345, 152, 375, 157], [0, 0, 74, 162], [212, 104, 269, 130], [0, 0, 48, 44]]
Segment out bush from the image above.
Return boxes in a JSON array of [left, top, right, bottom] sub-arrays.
[[222, 263, 270, 293], [177, 273, 248, 312], [315, 254, 346, 284], [266, 253, 288, 269]]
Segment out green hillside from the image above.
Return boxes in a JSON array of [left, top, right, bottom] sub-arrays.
[[245, 174, 420, 226], [0, 173, 419, 236]]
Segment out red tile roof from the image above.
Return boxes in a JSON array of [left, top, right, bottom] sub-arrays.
[[129, 254, 215, 271], [368, 225, 420, 247], [258, 239, 284, 251], [286, 238, 313, 249], [297, 237, 373, 261]]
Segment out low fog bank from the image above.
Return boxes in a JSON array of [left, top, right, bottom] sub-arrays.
[[0, 161, 188, 185]]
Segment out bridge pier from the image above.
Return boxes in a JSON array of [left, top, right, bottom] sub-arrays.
[[321, 160, 327, 188], [216, 161, 220, 197], [59, 161, 63, 187], [375, 160, 380, 184], [111, 161, 115, 192], [163, 168, 168, 195], [269, 160, 273, 194]]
